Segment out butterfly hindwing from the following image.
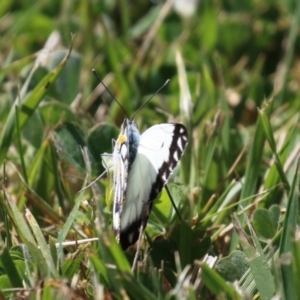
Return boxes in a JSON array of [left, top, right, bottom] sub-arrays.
[[116, 122, 188, 249]]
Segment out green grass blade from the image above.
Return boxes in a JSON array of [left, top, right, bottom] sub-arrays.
[[1, 188, 37, 246], [258, 107, 290, 191], [12, 162, 64, 223], [1, 189, 51, 278], [230, 106, 266, 251], [25, 209, 58, 279], [15, 105, 28, 186], [240, 110, 266, 203], [176, 49, 193, 184], [61, 245, 87, 279], [0, 53, 37, 76], [121, 272, 158, 300], [279, 157, 300, 299], [0, 38, 73, 165], [233, 214, 276, 299], [56, 196, 82, 265], [277, 1, 300, 105]]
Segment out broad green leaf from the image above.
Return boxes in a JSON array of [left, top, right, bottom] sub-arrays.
[[87, 123, 119, 175], [39, 101, 77, 125], [0, 245, 23, 288], [0, 275, 12, 298], [252, 208, 277, 239], [201, 263, 242, 299], [52, 122, 87, 174], [22, 109, 44, 148], [44, 51, 81, 104], [233, 214, 276, 299], [216, 251, 248, 282], [152, 183, 186, 226]]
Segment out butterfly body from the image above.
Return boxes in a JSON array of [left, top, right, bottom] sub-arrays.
[[109, 118, 188, 250]]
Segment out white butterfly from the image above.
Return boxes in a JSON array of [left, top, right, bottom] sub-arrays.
[[103, 118, 188, 250]]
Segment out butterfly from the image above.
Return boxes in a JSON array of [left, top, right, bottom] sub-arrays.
[[104, 117, 188, 250]]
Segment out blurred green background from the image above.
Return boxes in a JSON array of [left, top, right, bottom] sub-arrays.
[[0, 0, 300, 299]]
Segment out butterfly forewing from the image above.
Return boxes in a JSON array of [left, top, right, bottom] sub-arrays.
[[116, 123, 188, 249]]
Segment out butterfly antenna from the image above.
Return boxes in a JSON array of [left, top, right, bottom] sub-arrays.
[[131, 79, 170, 120], [92, 69, 128, 116]]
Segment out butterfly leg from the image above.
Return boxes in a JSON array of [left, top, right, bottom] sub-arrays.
[[131, 223, 144, 271]]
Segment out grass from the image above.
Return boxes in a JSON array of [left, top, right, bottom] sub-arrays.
[[1, 0, 300, 299]]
